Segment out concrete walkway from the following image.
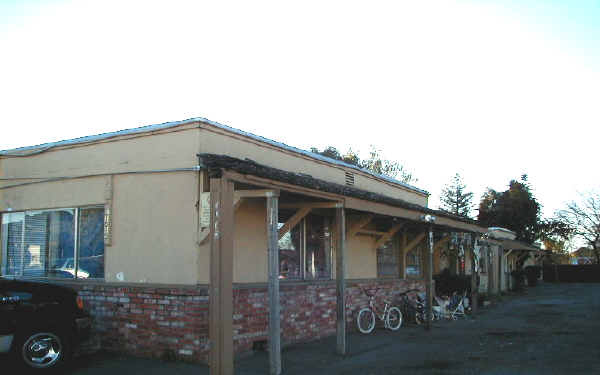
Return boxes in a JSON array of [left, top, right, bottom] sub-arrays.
[[66, 282, 600, 375]]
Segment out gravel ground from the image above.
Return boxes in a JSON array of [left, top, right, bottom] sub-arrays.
[[61, 282, 600, 374]]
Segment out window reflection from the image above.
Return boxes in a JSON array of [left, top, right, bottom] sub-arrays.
[[1, 207, 105, 279]]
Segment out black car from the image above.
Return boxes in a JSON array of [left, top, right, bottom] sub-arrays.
[[0, 278, 92, 370]]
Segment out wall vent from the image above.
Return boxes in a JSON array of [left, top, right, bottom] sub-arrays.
[[345, 172, 355, 186]]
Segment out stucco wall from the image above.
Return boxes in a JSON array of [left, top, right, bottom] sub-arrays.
[[198, 126, 428, 206], [346, 232, 377, 279], [233, 199, 268, 283], [0, 126, 199, 181], [109, 172, 199, 284], [0, 176, 107, 212]]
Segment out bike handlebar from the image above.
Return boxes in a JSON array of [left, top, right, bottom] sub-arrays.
[[397, 288, 420, 296]]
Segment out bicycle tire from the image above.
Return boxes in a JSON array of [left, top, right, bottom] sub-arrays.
[[357, 308, 376, 334], [386, 307, 402, 330], [415, 310, 424, 325]]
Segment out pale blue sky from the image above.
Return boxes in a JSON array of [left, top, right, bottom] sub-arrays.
[[1, 0, 598, 222]]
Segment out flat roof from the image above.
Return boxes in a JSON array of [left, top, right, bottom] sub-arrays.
[[0, 117, 429, 196]]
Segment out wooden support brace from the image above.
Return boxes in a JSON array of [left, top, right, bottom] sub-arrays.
[[279, 202, 342, 209], [347, 214, 375, 237], [278, 207, 311, 240], [375, 222, 406, 249], [433, 235, 451, 252], [335, 206, 347, 356], [209, 178, 235, 375], [234, 189, 279, 211], [356, 229, 388, 237], [267, 195, 281, 375], [402, 232, 427, 255]]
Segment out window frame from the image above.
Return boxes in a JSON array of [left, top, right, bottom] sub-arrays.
[[1, 205, 105, 281], [278, 214, 333, 281]]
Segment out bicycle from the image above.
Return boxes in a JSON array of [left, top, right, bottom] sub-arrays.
[[356, 287, 402, 333]]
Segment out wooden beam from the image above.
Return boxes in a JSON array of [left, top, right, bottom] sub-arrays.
[[344, 197, 487, 234], [279, 202, 342, 209], [433, 235, 451, 252], [356, 229, 388, 236], [278, 208, 311, 240], [234, 189, 279, 211], [347, 214, 375, 237], [402, 232, 427, 255], [209, 177, 234, 375], [267, 195, 281, 375], [375, 222, 405, 249], [425, 226, 434, 330], [335, 206, 347, 356], [222, 170, 343, 201]]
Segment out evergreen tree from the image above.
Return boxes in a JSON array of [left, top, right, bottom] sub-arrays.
[[477, 175, 541, 244], [439, 173, 474, 218]]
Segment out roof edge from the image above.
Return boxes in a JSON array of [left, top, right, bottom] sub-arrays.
[[0, 116, 430, 196]]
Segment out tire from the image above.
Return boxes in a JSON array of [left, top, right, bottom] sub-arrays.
[[17, 330, 70, 370], [386, 307, 402, 331], [357, 308, 376, 334], [415, 311, 424, 325]]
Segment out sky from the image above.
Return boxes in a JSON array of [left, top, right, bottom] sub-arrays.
[[1, 0, 599, 219]]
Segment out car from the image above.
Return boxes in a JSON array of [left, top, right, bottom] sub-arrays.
[[0, 278, 92, 371]]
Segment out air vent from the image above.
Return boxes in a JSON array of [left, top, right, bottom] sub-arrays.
[[345, 172, 355, 186]]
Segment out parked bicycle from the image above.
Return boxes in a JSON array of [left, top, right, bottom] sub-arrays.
[[356, 287, 402, 333], [397, 289, 437, 325]]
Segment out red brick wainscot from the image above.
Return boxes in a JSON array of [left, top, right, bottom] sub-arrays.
[[67, 278, 425, 363]]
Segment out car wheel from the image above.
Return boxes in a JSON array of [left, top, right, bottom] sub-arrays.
[[17, 331, 69, 370]]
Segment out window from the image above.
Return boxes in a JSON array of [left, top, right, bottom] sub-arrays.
[[479, 246, 488, 274], [1, 207, 105, 279], [405, 244, 422, 277], [278, 214, 332, 280], [377, 240, 398, 278]]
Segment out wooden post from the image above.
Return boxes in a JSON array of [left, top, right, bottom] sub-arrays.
[[470, 237, 478, 316], [336, 206, 347, 355], [267, 193, 281, 375], [426, 224, 434, 330], [209, 177, 235, 375]]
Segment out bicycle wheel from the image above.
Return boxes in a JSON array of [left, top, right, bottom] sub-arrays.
[[415, 310, 424, 325], [386, 307, 403, 331], [357, 308, 376, 334]]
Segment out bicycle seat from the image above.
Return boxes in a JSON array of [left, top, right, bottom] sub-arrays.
[[362, 287, 379, 297]]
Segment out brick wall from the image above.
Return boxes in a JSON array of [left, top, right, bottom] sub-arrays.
[[71, 278, 425, 363]]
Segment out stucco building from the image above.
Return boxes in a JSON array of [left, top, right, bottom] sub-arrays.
[[2, 118, 492, 372]]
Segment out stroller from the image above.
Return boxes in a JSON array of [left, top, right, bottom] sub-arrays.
[[434, 290, 468, 320]]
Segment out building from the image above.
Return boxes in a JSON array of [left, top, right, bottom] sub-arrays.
[[1, 117, 487, 372]]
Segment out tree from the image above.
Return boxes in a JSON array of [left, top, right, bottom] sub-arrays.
[[439, 173, 474, 218], [556, 191, 600, 264], [309, 145, 416, 183], [360, 146, 416, 184], [477, 175, 541, 244]]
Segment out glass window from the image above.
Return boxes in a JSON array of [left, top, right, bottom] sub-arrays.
[[377, 240, 398, 278], [278, 221, 303, 280], [78, 207, 105, 279], [277, 214, 331, 280], [305, 215, 331, 280], [1, 207, 104, 279], [405, 244, 422, 277]]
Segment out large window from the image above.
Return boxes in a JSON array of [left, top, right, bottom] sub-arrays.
[[1, 207, 105, 279], [377, 240, 398, 278], [405, 244, 422, 277], [278, 214, 332, 280]]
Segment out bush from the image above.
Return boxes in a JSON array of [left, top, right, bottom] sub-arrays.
[[511, 270, 525, 291], [433, 268, 471, 296], [524, 265, 541, 286]]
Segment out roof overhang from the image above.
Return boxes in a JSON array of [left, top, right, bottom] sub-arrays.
[[199, 153, 487, 234]]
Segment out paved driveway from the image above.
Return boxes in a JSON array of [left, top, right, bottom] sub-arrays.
[[64, 282, 600, 374]]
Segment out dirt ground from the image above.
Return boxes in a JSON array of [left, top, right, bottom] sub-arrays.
[[57, 282, 600, 374]]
